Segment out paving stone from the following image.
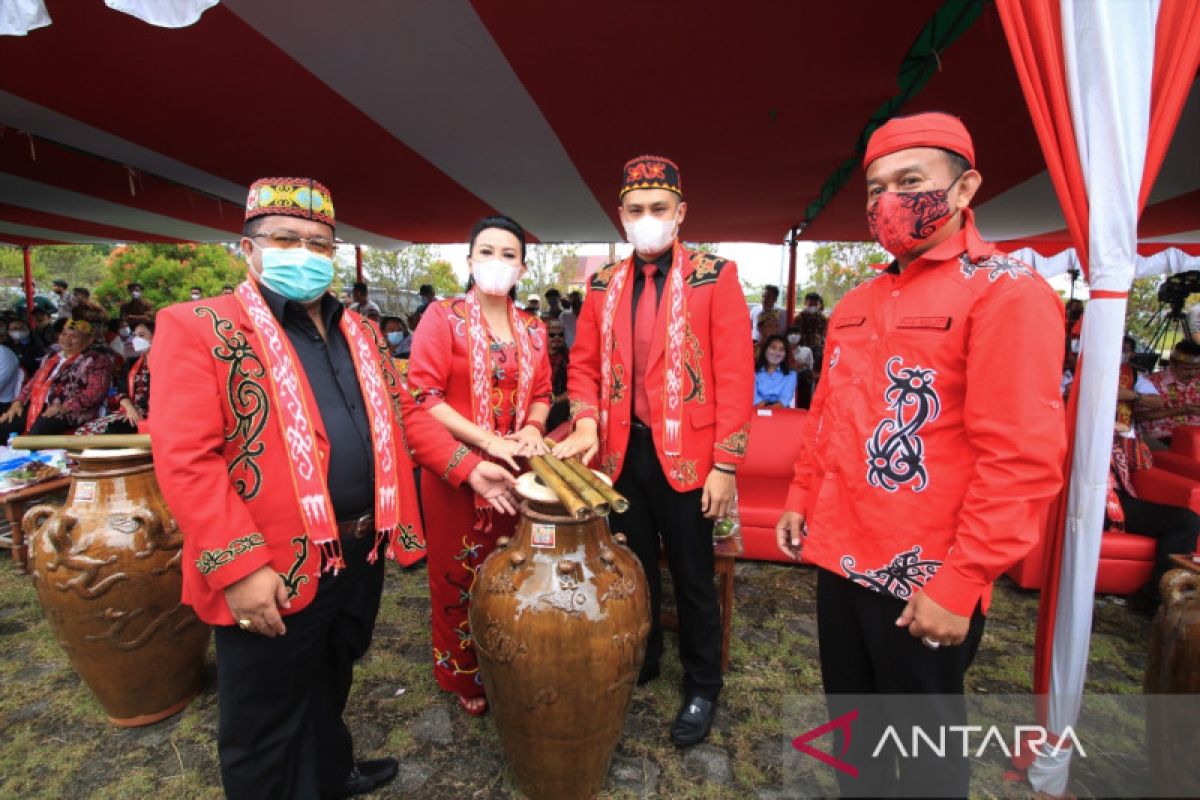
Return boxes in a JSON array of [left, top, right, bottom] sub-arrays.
[[608, 754, 661, 796], [410, 705, 453, 746], [682, 743, 733, 785]]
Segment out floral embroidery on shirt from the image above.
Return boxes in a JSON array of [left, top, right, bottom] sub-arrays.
[[716, 422, 750, 458], [959, 253, 1034, 282], [865, 357, 940, 492], [841, 545, 942, 600], [195, 532, 266, 575], [196, 306, 267, 501]]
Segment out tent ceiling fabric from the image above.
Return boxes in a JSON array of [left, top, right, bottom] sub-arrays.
[[0, 0, 1196, 253]]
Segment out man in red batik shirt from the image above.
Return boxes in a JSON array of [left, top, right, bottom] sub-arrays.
[[776, 113, 1066, 796]]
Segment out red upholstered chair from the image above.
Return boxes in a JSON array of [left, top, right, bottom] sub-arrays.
[[1170, 425, 1200, 460], [1154, 426, 1200, 482], [735, 408, 808, 562], [1006, 465, 1200, 595]]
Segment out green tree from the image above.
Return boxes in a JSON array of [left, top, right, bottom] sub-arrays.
[[519, 243, 579, 300], [419, 259, 462, 297], [0, 244, 111, 289], [359, 244, 442, 292], [803, 241, 887, 308], [94, 244, 246, 316], [1124, 275, 1165, 344]]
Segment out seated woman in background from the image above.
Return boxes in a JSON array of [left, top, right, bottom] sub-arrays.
[[77, 321, 153, 435], [0, 319, 112, 437], [753, 334, 797, 409]]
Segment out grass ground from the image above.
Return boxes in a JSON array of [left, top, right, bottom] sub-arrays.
[[0, 553, 1151, 799]]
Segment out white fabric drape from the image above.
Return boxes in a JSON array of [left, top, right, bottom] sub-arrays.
[[1026, 1, 1159, 796], [1011, 246, 1200, 280], [0, 0, 50, 36], [104, 0, 218, 28]]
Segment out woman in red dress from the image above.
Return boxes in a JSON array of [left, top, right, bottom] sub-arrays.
[[408, 215, 552, 715]]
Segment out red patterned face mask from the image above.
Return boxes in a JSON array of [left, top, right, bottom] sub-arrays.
[[866, 176, 961, 257]]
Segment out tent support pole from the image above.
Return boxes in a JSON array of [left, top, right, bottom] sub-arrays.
[[785, 227, 799, 327], [355, 245, 364, 284], [23, 246, 34, 328]]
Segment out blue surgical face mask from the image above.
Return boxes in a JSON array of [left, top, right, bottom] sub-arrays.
[[386, 331, 405, 346], [256, 245, 333, 303]]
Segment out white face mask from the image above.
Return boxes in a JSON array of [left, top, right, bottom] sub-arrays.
[[190, 292, 202, 301], [130, 290, 142, 299], [787, 333, 801, 344], [131, 335, 151, 354], [471, 258, 522, 296], [623, 211, 678, 255]]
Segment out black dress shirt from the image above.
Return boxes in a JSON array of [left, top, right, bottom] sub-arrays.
[[261, 286, 374, 520]]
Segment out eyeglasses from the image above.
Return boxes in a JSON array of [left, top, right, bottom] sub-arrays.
[[249, 230, 336, 256]]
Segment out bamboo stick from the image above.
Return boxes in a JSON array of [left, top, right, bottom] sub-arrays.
[[541, 452, 609, 517], [543, 437, 630, 514], [527, 456, 589, 519], [12, 434, 151, 451]]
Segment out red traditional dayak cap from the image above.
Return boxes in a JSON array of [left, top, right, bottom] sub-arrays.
[[245, 177, 336, 229], [863, 112, 975, 170], [620, 155, 682, 198]]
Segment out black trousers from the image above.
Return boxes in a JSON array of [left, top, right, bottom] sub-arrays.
[[817, 570, 986, 798], [213, 532, 385, 800], [612, 425, 722, 701], [1117, 488, 1200, 599]]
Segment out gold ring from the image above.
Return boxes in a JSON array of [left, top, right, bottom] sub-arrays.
[[238, 619, 253, 631]]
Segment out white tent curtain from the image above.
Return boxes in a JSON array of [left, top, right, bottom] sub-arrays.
[[104, 0, 218, 28], [1012, 245, 1200, 281], [0, 0, 50, 36], [1026, 0, 1159, 795], [0, 0, 218, 36]]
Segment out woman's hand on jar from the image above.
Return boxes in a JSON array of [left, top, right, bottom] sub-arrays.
[[505, 425, 548, 457], [482, 435, 522, 471]]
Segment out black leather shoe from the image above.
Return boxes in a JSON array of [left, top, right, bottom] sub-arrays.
[[670, 696, 715, 747], [336, 757, 399, 798], [637, 661, 660, 686]]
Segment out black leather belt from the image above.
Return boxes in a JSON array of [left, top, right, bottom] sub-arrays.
[[631, 418, 652, 431], [337, 513, 375, 539]]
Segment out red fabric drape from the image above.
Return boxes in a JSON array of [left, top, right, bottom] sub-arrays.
[[995, 0, 1091, 272], [996, 0, 1092, 707], [1140, 0, 1200, 211], [998, 0, 1200, 712]]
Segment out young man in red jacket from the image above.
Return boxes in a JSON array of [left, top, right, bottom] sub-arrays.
[[776, 114, 1066, 795], [555, 156, 753, 746], [151, 178, 515, 800]]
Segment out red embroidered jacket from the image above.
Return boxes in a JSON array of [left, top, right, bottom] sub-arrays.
[[786, 213, 1066, 616], [568, 248, 754, 490], [150, 295, 483, 626], [406, 297, 553, 423]]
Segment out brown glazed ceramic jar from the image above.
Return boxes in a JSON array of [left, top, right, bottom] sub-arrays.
[[469, 473, 650, 800], [24, 449, 210, 727], [1145, 569, 1200, 796]]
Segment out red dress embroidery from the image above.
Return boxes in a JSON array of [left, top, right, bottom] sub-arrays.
[[408, 299, 551, 697]]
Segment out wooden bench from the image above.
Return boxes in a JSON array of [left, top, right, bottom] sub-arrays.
[[3, 475, 71, 572]]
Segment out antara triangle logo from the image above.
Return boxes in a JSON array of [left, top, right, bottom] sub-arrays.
[[791, 709, 859, 778]]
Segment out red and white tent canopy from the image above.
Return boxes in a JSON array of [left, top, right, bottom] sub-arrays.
[[1, 0, 1196, 257]]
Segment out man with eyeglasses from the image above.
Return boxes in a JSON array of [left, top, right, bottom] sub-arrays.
[[150, 177, 517, 799], [1139, 339, 1200, 448]]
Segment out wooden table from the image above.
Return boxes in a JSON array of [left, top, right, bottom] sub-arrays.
[[659, 534, 741, 672], [2, 475, 71, 572], [1169, 553, 1200, 574]]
